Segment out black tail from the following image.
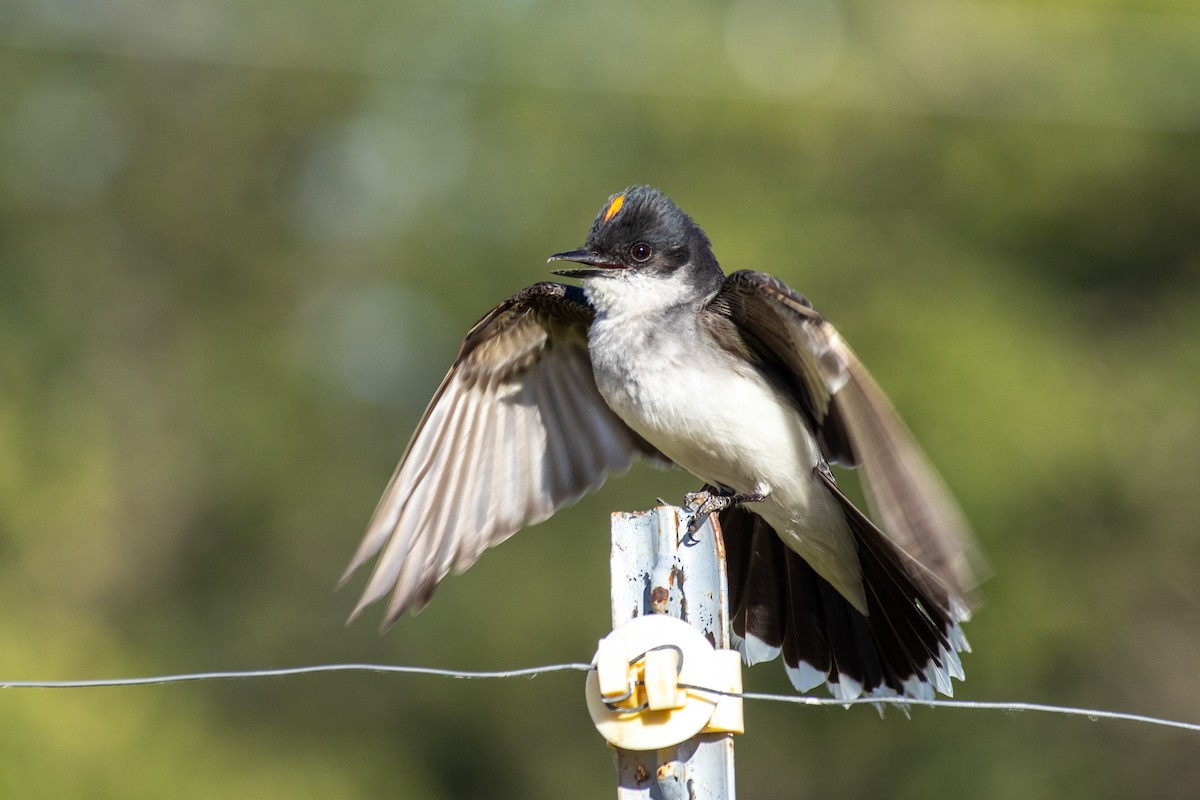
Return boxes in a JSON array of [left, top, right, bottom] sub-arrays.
[[717, 473, 970, 701]]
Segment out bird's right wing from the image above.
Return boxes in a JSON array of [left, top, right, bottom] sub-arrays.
[[342, 282, 665, 629], [706, 270, 983, 606]]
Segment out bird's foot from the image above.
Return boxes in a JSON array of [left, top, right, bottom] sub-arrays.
[[683, 483, 770, 537]]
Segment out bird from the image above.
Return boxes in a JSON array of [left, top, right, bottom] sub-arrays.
[[341, 185, 982, 701]]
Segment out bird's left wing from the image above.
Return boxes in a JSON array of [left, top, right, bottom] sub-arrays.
[[342, 281, 665, 628], [705, 270, 983, 606]]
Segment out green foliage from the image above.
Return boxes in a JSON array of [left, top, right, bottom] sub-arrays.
[[2, 1, 1200, 797]]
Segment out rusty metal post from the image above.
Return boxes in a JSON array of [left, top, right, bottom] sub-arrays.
[[608, 506, 736, 800]]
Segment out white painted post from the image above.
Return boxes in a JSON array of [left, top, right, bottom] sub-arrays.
[[608, 506, 736, 800]]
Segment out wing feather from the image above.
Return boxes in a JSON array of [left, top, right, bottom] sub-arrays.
[[344, 282, 662, 628]]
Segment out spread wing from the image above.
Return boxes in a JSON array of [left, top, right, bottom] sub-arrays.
[[706, 270, 983, 604], [342, 281, 665, 628]]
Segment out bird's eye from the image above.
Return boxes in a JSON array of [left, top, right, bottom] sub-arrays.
[[630, 242, 653, 262]]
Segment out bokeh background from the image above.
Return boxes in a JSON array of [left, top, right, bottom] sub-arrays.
[[3, 0, 1200, 797]]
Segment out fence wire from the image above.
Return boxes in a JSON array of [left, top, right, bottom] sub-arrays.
[[4, 662, 1198, 735]]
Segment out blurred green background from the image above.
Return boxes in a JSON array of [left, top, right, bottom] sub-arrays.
[[3, 0, 1200, 797]]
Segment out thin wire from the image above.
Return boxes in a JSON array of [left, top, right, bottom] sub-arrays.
[[0, 662, 592, 689], [729, 689, 1200, 735], [3, 661, 1199, 735]]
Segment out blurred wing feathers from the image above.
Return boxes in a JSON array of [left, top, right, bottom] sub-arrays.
[[343, 282, 661, 628]]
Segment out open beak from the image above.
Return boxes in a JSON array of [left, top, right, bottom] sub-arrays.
[[547, 248, 628, 279]]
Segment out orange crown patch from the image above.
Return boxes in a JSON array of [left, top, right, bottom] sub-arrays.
[[602, 194, 625, 223]]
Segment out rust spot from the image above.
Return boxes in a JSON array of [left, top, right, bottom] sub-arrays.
[[650, 586, 670, 613], [635, 763, 650, 783], [670, 564, 686, 590], [666, 564, 691, 620]]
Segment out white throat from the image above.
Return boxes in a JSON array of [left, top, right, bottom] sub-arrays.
[[582, 268, 710, 320]]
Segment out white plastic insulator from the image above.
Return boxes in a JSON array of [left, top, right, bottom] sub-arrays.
[[585, 614, 743, 751]]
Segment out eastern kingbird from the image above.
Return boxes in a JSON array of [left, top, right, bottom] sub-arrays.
[[342, 186, 981, 701]]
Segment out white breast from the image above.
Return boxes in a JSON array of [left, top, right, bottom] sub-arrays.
[[592, 313, 809, 493]]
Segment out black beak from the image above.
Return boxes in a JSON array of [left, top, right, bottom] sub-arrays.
[[547, 248, 628, 278]]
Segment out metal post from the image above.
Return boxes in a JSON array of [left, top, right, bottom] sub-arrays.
[[608, 506, 736, 800]]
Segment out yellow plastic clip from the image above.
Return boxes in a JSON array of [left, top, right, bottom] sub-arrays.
[[585, 614, 744, 750], [595, 635, 634, 705]]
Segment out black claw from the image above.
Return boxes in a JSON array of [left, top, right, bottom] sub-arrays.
[[682, 511, 708, 545]]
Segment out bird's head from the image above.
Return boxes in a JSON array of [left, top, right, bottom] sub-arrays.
[[548, 186, 721, 286]]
